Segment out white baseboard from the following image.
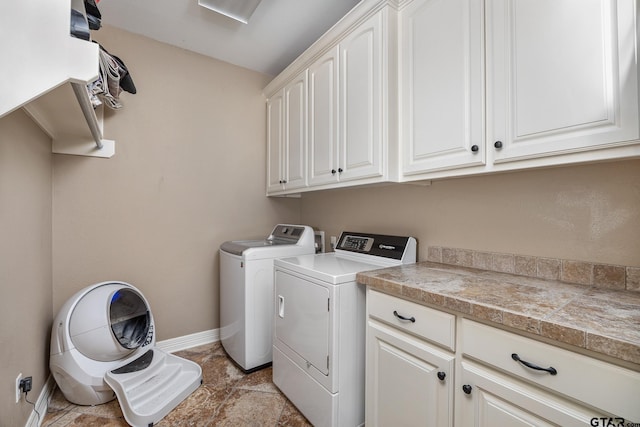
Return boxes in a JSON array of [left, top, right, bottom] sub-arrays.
[[29, 329, 220, 426], [156, 328, 220, 353], [26, 374, 55, 427]]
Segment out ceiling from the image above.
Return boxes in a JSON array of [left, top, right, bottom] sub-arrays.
[[98, 0, 361, 77]]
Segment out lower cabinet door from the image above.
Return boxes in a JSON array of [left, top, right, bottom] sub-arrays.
[[366, 320, 454, 427], [458, 360, 606, 427]]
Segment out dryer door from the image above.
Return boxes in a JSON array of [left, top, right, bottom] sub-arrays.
[[275, 270, 330, 376]]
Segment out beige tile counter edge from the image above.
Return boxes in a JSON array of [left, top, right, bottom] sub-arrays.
[[357, 262, 640, 367]]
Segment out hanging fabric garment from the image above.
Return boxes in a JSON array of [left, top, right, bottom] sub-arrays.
[[89, 44, 137, 110], [97, 46, 124, 109]]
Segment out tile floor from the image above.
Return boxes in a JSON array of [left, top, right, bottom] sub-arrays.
[[42, 342, 312, 426]]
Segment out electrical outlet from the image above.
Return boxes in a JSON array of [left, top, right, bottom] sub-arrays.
[[21, 377, 32, 393], [15, 373, 21, 403]]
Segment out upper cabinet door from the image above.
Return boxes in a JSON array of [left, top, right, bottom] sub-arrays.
[[401, 0, 485, 175], [339, 11, 385, 182], [266, 90, 285, 194], [283, 71, 308, 191], [488, 0, 640, 163], [308, 47, 340, 187]]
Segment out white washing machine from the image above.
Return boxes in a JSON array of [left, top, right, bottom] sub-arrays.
[[273, 232, 417, 427], [219, 224, 316, 371]]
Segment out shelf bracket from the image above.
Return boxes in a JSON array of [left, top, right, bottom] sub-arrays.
[[71, 82, 104, 150]]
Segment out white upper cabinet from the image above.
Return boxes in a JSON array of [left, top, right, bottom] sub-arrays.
[[267, 91, 285, 193], [400, 0, 485, 175], [267, 71, 308, 194], [284, 72, 308, 191], [267, 0, 639, 192], [309, 48, 340, 187], [310, 11, 387, 186], [339, 11, 385, 183], [488, 0, 639, 164], [400, 0, 639, 180], [265, 0, 398, 196]]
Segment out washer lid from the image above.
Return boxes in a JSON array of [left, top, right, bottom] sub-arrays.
[[220, 239, 284, 256], [219, 224, 314, 256]]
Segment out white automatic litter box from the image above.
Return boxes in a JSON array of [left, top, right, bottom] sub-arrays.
[[50, 281, 202, 427]]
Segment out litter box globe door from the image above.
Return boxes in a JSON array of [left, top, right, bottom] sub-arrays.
[[69, 283, 154, 362], [110, 288, 152, 350]]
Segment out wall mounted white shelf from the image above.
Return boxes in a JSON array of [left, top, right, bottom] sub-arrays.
[[0, 0, 115, 158]]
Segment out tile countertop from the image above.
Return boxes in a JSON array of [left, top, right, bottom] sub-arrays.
[[356, 262, 640, 367]]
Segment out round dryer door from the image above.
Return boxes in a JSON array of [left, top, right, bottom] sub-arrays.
[[69, 283, 152, 362]]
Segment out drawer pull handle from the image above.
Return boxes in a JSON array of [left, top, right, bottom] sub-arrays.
[[393, 310, 415, 323], [511, 353, 557, 375]]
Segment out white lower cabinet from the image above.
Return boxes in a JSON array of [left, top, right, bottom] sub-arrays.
[[458, 360, 601, 427], [367, 320, 454, 426], [366, 289, 640, 426], [366, 289, 455, 426]]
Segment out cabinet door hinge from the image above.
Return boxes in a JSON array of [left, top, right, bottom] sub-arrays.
[[328, 298, 330, 311], [327, 355, 329, 370]]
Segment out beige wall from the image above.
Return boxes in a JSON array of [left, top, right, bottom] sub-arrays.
[[52, 26, 300, 340], [300, 159, 640, 267], [0, 109, 53, 425]]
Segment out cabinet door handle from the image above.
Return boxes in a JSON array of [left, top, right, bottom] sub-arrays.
[[471, 144, 479, 153], [331, 169, 336, 174], [511, 353, 557, 375], [494, 140, 503, 149], [338, 168, 343, 173], [437, 371, 446, 381], [393, 310, 415, 323], [462, 384, 472, 394]]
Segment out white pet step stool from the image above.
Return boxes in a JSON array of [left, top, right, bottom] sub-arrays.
[[105, 348, 202, 426]]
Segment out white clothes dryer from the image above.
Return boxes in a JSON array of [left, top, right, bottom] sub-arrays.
[[273, 232, 417, 427], [219, 224, 316, 371]]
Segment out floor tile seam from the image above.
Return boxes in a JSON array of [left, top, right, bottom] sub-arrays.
[[275, 396, 288, 426], [249, 389, 289, 424], [214, 387, 288, 426], [206, 383, 240, 425], [42, 409, 68, 427], [43, 406, 85, 427], [233, 387, 287, 398], [232, 383, 281, 394], [72, 404, 125, 420]]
